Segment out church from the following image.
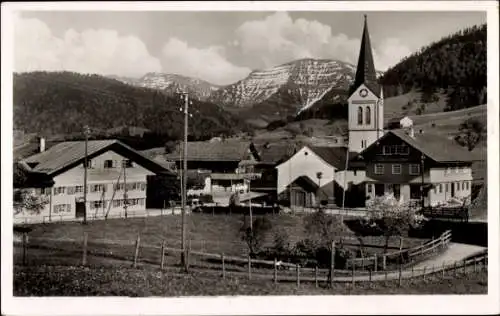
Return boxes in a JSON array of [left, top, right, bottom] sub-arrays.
[[275, 15, 475, 209]]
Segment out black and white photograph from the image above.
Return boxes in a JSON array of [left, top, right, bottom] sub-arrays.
[[1, 1, 499, 315]]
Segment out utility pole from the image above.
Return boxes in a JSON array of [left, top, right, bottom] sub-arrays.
[[180, 92, 190, 271], [123, 159, 128, 219], [421, 154, 425, 211], [83, 125, 90, 225]]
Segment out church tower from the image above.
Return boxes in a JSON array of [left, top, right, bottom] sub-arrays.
[[347, 15, 384, 153]]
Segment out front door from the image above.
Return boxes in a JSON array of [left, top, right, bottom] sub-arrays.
[[451, 182, 455, 197], [75, 201, 86, 219], [393, 184, 401, 200]]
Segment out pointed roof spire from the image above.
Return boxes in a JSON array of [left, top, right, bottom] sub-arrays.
[[350, 14, 380, 97]]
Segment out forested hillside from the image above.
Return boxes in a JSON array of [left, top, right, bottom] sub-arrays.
[[379, 24, 486, 111], [14, 72, 246, 141]]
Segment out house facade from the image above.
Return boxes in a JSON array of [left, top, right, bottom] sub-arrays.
[[16, 140, 174, 222], [351, 129, 474, 207], [165, 140, 260, 197]]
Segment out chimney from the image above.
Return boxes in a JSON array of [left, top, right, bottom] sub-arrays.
[[39, 137, 46, 153]]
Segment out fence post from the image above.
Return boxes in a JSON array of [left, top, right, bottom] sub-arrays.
[[374, 256, 378, 272], [221, 253, 226, 279], [330, 241, 335, 288], [296, 264, 300, 287], [453, 262, 457, 277], [398, 264, 402, 287], [248, 255, 252, 280], [382, 255, 387, 270], [160, 240, 165, 271], [274, 258, 278, 284], [82, 232, 88, 266], [22, 232, 28, 266], [315, 265, 318, 288], [133, 233, 140, 268], [463, 259, 467, 275], [351, 262, 355, 288]]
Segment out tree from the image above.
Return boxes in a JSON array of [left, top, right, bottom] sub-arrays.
[[303, 210, 348, 249], [454, 118, 485, 151], [365, 194, 426, 253], [13, 189, 49, 215], [240, 217, 273, 256]]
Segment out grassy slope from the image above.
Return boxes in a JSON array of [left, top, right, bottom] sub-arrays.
[[14, 264, 487, 296], [23, 214, 427, 257]]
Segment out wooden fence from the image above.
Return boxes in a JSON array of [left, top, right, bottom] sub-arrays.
[[15, 229, 487, 289], [344, 230, 452, 271]]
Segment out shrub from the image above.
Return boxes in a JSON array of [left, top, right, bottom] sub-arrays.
[[240, 217, 273, 256]]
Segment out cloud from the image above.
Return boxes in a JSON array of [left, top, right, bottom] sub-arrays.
[[373, 38, 412, 71], [234, 12, 411, 71], [14, 16, 161, 77], [161, 38, 251, 85]]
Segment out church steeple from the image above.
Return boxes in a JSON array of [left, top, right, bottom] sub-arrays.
[[350, 15, 380, 97]]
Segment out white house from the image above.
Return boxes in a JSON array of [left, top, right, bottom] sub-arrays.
[[275, 146, 362, 207], [16, 139, 174, 223]]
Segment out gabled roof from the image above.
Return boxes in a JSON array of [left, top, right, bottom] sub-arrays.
[[165, 140, 253, 162], [22, 139, 174, 177], [288, 175, 319, 193], [256, 143, 291, 164], [309, 146, 350, 170], [352, 130, 476, 163], [349, 15, 380, 97]]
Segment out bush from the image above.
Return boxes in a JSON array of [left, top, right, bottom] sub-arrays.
[[240, 217, 273, 256]]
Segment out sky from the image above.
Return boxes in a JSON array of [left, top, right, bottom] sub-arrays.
[[14, 10, 486, 85]]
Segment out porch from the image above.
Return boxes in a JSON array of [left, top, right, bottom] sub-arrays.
[[365, 182, 431, 207]]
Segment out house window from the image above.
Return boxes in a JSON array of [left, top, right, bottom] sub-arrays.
[[122, 159, 133, 168], [75, 186, 83, 193], [90, 184, 106, 193], [439, 184, 442, 193], [53, 204, 71, 214], [104, 160, 114, 168], [53, 186, 65, 195], [365, 107, 371, 124], [392, 164, 402, 175], [90, 201, 103, 209], [83, 159, 93, 169], [382, 145, 409, 155], [67, 186, 75, 195], [374, 164, 384, 174], [357, 107, 363, 125], [140, 183, 147, 191], [409, 164, 420, 175]]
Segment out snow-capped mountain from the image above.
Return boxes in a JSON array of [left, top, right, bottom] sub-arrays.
[[209, 58, 356, 111], [111, 73, 220, 101], [110, 58, 383, 125]]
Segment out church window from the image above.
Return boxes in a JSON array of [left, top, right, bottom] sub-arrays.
[[365, 106, 371, 124], [357, 107, 363, 125]]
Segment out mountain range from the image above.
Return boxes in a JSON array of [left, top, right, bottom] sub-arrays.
[[112, 58, 383, 126]]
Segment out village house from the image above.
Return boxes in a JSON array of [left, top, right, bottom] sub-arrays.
[[386, 115, 414, 130], [15, 139, 175, 223], [165, 139, 260, 197], [350, 128, 474, 207], [275, 145, 365, 209]]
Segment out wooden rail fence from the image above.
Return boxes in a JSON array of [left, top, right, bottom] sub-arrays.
[[15, 229, 487, 289]]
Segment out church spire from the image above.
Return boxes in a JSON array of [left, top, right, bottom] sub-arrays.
[[350, 15, 380, 97]]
